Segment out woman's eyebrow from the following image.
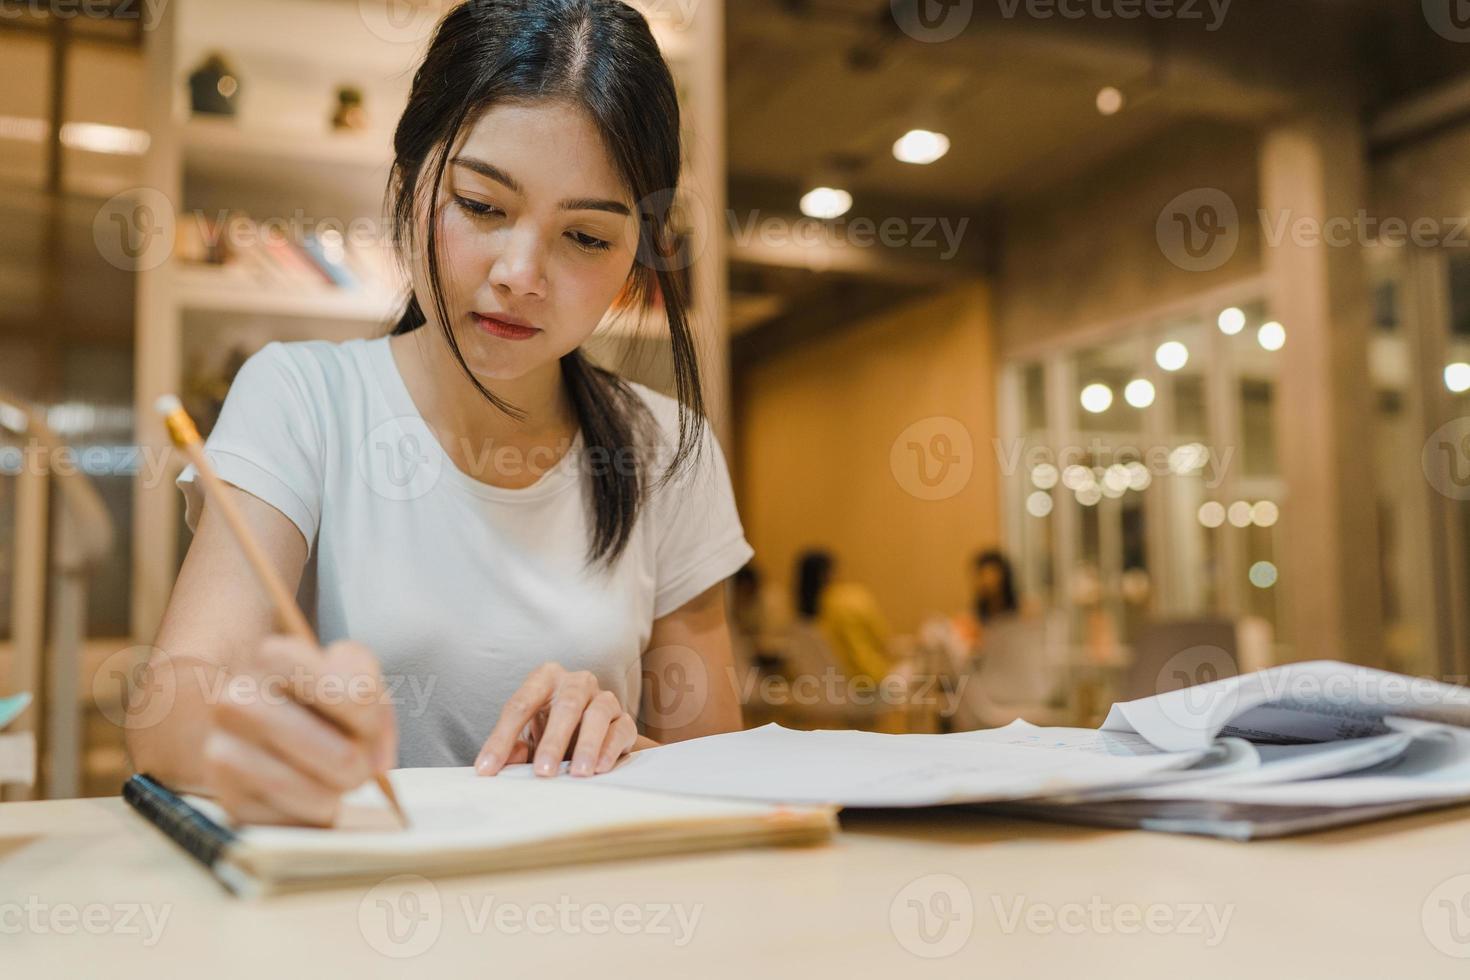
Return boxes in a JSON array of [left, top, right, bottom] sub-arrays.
[[451, 156, 630, 215]]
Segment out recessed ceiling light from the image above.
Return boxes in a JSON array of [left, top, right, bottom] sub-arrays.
[[892, 129, 951, 165], [799, 186, 852, 220], [1096, 87, 1125, 116]]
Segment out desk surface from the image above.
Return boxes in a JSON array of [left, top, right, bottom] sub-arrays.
[[4, 795, 1470, 978]]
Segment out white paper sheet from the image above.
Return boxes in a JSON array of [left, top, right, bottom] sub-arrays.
[[1101, 660, 1470, 752], [1177, 719, 1470, 806], [592, 721, 1207, 807], [1057, 732, 1415, 803]]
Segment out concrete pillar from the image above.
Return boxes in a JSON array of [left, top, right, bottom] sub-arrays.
[[1258, 114, 1385, 666]]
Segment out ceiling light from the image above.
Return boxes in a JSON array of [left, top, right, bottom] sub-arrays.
[[892, 129, 950, 165]]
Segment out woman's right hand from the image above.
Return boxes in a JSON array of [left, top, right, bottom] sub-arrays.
[[201, 636, 397, 827]]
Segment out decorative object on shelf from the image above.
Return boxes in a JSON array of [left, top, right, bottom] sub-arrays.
[[184, 345, 250, 438], [189, 52, 241, 117], [331, 85, 369, 131]]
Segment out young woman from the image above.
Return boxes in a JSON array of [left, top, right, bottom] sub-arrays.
[[126, 0, 753, 826]]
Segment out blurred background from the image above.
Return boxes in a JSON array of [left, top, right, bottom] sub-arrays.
[[3, 0, 1470, 799]]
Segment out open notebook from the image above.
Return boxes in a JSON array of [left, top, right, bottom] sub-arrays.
[[124, 765, 836, 898]]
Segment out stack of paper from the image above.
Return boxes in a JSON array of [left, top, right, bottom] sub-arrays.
[[598, 662, 1470, 838], [0, 692, 35, 788]]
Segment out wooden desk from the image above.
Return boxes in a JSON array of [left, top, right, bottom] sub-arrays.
[[4, 796, 1470, 977]]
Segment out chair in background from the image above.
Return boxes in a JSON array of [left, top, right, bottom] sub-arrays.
[[950, 612, 1073, 730], [761, 621, 920, 732], [0, 391, 114, 801]]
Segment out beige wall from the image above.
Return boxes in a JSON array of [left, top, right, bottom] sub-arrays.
[[733, 281, 998, 636]]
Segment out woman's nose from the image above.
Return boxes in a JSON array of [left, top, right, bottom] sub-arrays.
[[488, 227, 548, 297]]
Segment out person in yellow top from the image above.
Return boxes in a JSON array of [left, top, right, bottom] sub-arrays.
[[794, 550, 893, 683]]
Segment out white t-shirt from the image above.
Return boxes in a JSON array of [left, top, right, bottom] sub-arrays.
[[177, 337, 754, 768]]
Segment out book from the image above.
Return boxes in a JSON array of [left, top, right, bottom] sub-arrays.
[[594, 661, 1470, 838], [123, 767, 836, 899]]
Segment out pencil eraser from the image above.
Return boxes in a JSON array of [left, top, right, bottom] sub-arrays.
[[154, 394, 182, 416]]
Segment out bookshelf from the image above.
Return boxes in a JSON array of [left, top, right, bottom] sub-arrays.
[[130, 0, 731, 640]]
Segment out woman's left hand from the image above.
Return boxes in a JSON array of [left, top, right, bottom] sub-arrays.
[[475, 663, 651, 777]]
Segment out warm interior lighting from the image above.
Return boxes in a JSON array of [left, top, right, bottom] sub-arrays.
[[1249, 561, 1279, 589], [1445, 362, 1470, 394], [1095, 87, 1125, 116], [1258, 321, 1286, 351], [0, 115, 150, 156], [892, 129, 950, 165], [1217, 307, 1246, 335], [1155, 341, 1189, 372], [1198, 501, 1226, 528], [799, 186, 852, 219], [1080, 383, 1114, 414], [1030, 463, 1059, 489], [1124, 378, 1155, 408]]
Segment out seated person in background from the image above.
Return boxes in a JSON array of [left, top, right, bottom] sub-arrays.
[[924, 548, 1023, 672], [730, 562, 787, 673], [971, 549, 1020, 634], [794, 549, 893, 683]]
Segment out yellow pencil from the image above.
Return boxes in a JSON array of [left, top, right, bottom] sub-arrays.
[[155, 395, 408, 829]]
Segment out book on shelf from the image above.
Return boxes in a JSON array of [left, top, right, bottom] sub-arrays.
[[174, 210, 398, 298]]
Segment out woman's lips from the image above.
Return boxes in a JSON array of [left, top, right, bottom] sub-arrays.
[[471, 312, 540, 341]]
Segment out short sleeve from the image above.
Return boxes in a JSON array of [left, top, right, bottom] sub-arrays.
[[176, 342, 325, 552], [649, 416, 756, 619]]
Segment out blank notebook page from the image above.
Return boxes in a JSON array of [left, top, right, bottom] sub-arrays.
[[189, 765, 800, 858]]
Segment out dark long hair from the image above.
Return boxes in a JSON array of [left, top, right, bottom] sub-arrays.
[[386, 0, 704, 568], [973, 549, 1018, 623], [795, 550, 834, 619]]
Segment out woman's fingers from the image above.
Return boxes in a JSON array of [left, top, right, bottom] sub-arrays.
[[595, 713, 639, 774], [475, 664, 562, 775], [569, 691, 624, 776], [531, 671, 600, 775], [213, 683, 371, 792], [249, 637, 389, 748], [204, 729, 342, 827]]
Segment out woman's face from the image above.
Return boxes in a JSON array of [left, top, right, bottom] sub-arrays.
[[412, 99, 640, 383], [973, 562, 1003, 598]]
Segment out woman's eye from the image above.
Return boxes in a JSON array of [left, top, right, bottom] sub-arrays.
[[568, 231, 613, 253], [454, 196, 502, 218]]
